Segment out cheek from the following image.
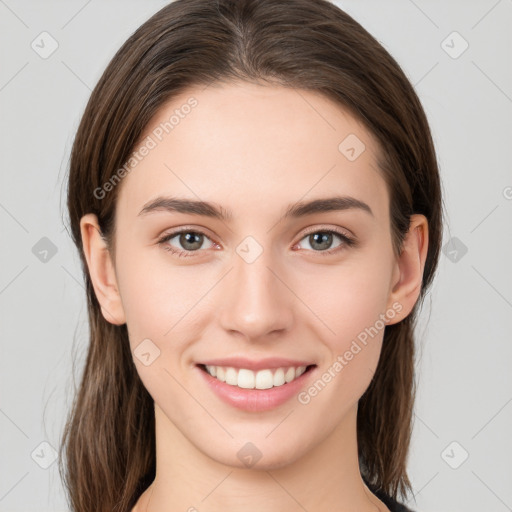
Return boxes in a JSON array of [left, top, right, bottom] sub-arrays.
[[331, 270, 390, 339], [115, 246, 213, 401], [301, 246, 394, 395], [117, 234, 189, 296], [307, 247, 393, 341], [114, 243, 209, 349]]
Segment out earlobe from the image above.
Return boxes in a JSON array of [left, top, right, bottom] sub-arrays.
[[387, 214, 429, 324], [79, 213, 126, 325]]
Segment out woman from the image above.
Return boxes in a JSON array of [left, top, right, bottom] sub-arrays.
[[60, 1, 443, 511]]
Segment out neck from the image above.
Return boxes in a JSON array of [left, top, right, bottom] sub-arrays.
[[133, 403, 388, 512]]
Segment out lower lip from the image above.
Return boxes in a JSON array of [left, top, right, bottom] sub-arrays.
[[196, 365, 316, 412]]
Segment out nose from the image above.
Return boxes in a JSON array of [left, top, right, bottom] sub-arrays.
[[217, 246, 294, 341]]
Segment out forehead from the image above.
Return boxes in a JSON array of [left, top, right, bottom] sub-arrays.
[[115, 81, 388, 224]]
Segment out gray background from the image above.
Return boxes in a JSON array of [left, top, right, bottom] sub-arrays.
[[1, 1, 511, 511]]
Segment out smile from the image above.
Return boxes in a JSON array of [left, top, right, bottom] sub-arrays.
[[195, 356, 318, 411], [199, 364, 315, 389]]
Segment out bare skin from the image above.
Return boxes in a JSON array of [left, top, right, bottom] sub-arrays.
[[80, 81, 428, 512]]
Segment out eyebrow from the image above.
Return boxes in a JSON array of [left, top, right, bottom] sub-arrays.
[[137, 195, 373, 221]]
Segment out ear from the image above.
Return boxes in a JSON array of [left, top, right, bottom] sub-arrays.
[[79, 213, 126, 325], [386, 214, 429, 324]]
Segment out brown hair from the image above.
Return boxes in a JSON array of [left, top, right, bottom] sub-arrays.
[[60, 0, 443, 510]]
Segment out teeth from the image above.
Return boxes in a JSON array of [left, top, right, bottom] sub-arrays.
[[285, 367, 295, 383], [255, 369, 273, 389], [216, 366, 225, 382], [204, 365, 309, 389], [273, 368, 285, 386], [239, 368, 256, 389], [225, 367, 238, 386]]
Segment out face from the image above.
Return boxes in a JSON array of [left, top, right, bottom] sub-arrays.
[[92, 81, 411, 469]]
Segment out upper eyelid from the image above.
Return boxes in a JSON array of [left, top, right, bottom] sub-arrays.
[[299, 224, 353, 239], [159, 225, 216, 241]]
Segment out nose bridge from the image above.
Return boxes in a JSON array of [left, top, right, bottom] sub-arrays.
[[217, 241, 293, 339]]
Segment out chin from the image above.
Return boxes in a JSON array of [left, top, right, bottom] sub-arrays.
[[195, 432, 313, 472]]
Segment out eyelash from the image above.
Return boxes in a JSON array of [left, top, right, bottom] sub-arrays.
[[156, 226, 356, 259]]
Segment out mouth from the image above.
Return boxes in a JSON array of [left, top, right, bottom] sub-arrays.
[[196, 363, 317, 390]]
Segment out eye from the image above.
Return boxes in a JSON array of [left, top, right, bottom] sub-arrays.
[[157, 229, 216, 258], [157, 226, 356, 259], [294, 228, 356, 255]]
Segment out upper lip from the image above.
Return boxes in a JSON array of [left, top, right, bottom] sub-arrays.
[[197, 357, 316, 371]]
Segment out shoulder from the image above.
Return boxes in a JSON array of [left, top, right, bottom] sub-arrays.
[[377, 493, 415, 512], [364, 479, 416, 512], [382, 498, 416, 512]]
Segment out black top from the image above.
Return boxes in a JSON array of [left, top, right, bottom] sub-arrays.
[[364, 478, 416, 512]]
